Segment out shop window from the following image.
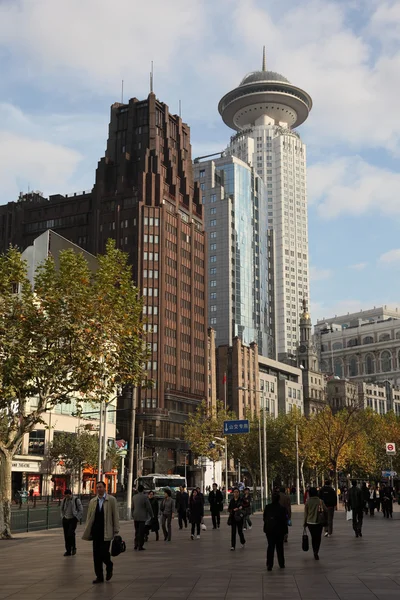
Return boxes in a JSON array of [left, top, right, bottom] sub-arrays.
[[28, 430, 46, 455]]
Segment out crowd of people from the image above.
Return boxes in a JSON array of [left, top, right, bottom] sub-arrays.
[[58, 478, 398, 583]]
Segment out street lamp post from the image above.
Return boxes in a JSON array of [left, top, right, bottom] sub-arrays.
[[262, 393, 268, 502], [224, 373, 229, 505]]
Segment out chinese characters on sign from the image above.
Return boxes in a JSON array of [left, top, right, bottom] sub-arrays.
[[223, 420, 250, 435]]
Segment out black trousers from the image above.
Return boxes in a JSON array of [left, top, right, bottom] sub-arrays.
[[352, 508, 363, 533], [178, 510, 187, 529], [62, 517, 78, 553], [324, 507, 335, 535], [134, 520, 146, 549], [211, 509, 220, 528], [307, 524, 323, 555], [266, 533, 285, 568], [92, 539, 112, 580], [191, 521, 201, 536], [231, 520, 245, 548]]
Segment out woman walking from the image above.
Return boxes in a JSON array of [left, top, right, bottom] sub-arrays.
[[228, 487, 246, 551], [144, 491, 160, 542], [189, 489, 204, 539], [242, 487, 253, 531], [304, 487, 327, 561]]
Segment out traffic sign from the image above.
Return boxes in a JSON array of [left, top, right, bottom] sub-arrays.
[[223, 419, 250, 435], [382, 470, 397, 478], [386, 443, 396, 455]]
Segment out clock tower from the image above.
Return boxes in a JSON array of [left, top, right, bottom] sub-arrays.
[[297, 299, 327, 415]]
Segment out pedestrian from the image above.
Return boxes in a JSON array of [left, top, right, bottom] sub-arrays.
[[175, 485, 189, 530], [228, 487, 246, 551], [361, 482, 369, 515], [263, 492, 288, 571], [208, 483, 223, 529], [278, 487, 291, 542], [368, 485, 376, 516], [375, 485, 381, 512], [144, 491, 160, 541], [242, 487, 253, 531], [196, 486, 205, 505], [160, 488, 175, 542], [132, 484, 153, 551], [343, 486, 348, 512], [304, 485, 310, 504], [303, 486, 327, 560], [189, 489, 204, 539], [381, 486, 393, 519], [347, 479, 364, 538], [60, 488, 83, 556], [319, 479, 337, 538], [82, 481, 119, 584]]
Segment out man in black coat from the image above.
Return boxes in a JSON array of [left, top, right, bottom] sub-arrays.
[[175, 485, 189, 529], [263, 493, 288, 571], [347, 479, 364, 538], [319, 480, 337, 537], [208, 483, 223, 529]]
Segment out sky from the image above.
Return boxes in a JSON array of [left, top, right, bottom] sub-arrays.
[[0, 0, 400, 324]]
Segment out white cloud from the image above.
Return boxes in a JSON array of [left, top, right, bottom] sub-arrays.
[[310, 266, 332, 281], [349, 262, 367, 271], [308, 155, 400, 218], [379, 249, 400, 265]]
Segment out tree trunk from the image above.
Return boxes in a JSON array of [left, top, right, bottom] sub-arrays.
[[0, 448, 13, 539], [300, 460, 305, 494]]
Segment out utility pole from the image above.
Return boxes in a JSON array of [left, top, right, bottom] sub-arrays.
[[224, 372, 229, 505], [97, 400, 103, 482], [296, 425, 300, 505], [259, 414, 264, 504], [126, 387, 136, 520], [263, 396, 268, 502]]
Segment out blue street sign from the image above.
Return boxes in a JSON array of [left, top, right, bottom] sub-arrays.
[[223, 419, 250, 435]]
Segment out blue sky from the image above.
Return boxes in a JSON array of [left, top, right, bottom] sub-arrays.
[[0, 0, 400, 323]]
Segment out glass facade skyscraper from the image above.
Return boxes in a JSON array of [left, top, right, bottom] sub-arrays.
[[194, 155, 273, 357]]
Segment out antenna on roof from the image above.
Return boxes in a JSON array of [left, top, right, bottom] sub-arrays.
[[262, 46, 266, 71], [150, 61, 154, 93], [121, 80, 124, 103], [179, 100, 182, 118]]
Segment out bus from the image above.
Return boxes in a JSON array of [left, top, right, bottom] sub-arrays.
[[135, 474, 187, 498]]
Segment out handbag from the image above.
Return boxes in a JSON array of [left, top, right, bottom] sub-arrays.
[[302, 528, 309, 552], [111, 535, 126, 557], [346, 509, 353, 521]]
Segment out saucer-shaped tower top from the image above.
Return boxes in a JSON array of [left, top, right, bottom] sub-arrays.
[[218, 48, 312, 131]]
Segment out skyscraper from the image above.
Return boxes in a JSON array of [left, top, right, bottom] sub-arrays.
[[219, 49, 313, 360], [193, 154, 274, 357]]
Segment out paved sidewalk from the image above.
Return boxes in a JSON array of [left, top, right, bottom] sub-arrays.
[[1, 508, 400, 599]]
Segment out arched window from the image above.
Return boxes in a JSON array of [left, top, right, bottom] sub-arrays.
[[381, 351, 392, 372], [347, 338, 358, 348], [332, 342, 342, 351], [365, 354, 375, 375], [334, 359, 343, 378], [349, 357, 358, 377], [363, 336, 374, 345], [320, 360, 329, 373], [379, 333, 390, 342]]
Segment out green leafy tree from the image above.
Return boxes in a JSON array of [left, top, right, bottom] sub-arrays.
[[0, 240, 147, 538]]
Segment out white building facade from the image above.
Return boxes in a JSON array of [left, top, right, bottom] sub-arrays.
[[219, 52, 312, 360]]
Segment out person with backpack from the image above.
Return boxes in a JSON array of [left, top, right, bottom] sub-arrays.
[[228, 487, 246, 551], [319, 480, 337, 537], [263, 492, 288, 571], [347, 479, 364, 538], [60, 489, 83, 556]]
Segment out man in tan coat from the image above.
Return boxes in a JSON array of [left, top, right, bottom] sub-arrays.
[[82, 481, 120, 584]]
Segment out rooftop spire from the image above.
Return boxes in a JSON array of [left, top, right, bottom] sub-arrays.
[[262, 46, 266, 71]]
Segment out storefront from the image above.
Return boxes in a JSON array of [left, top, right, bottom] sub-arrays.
[[11, 458, 43, 498], [82, 469, 117, 494]]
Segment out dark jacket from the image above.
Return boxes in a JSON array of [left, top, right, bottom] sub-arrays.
[[147, 497, 160, 532], [132, 492, 154, 522], [175, 491, 189, 513], [263, 502, 288, 536], [208, 489, 223, 512], [347, 486, 363, 510], [319, 485, 337, 508], [189, 495, 204, 523], [361, 485, 369, 504], [228, 497, 244, 523], [241, 493, 252, 515]]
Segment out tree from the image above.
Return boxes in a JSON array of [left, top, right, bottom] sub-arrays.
[[0, 240, 147, 538], [226, 411, 262, 492], [184, 401, 232, 464], [49, 430, 120, 490]]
